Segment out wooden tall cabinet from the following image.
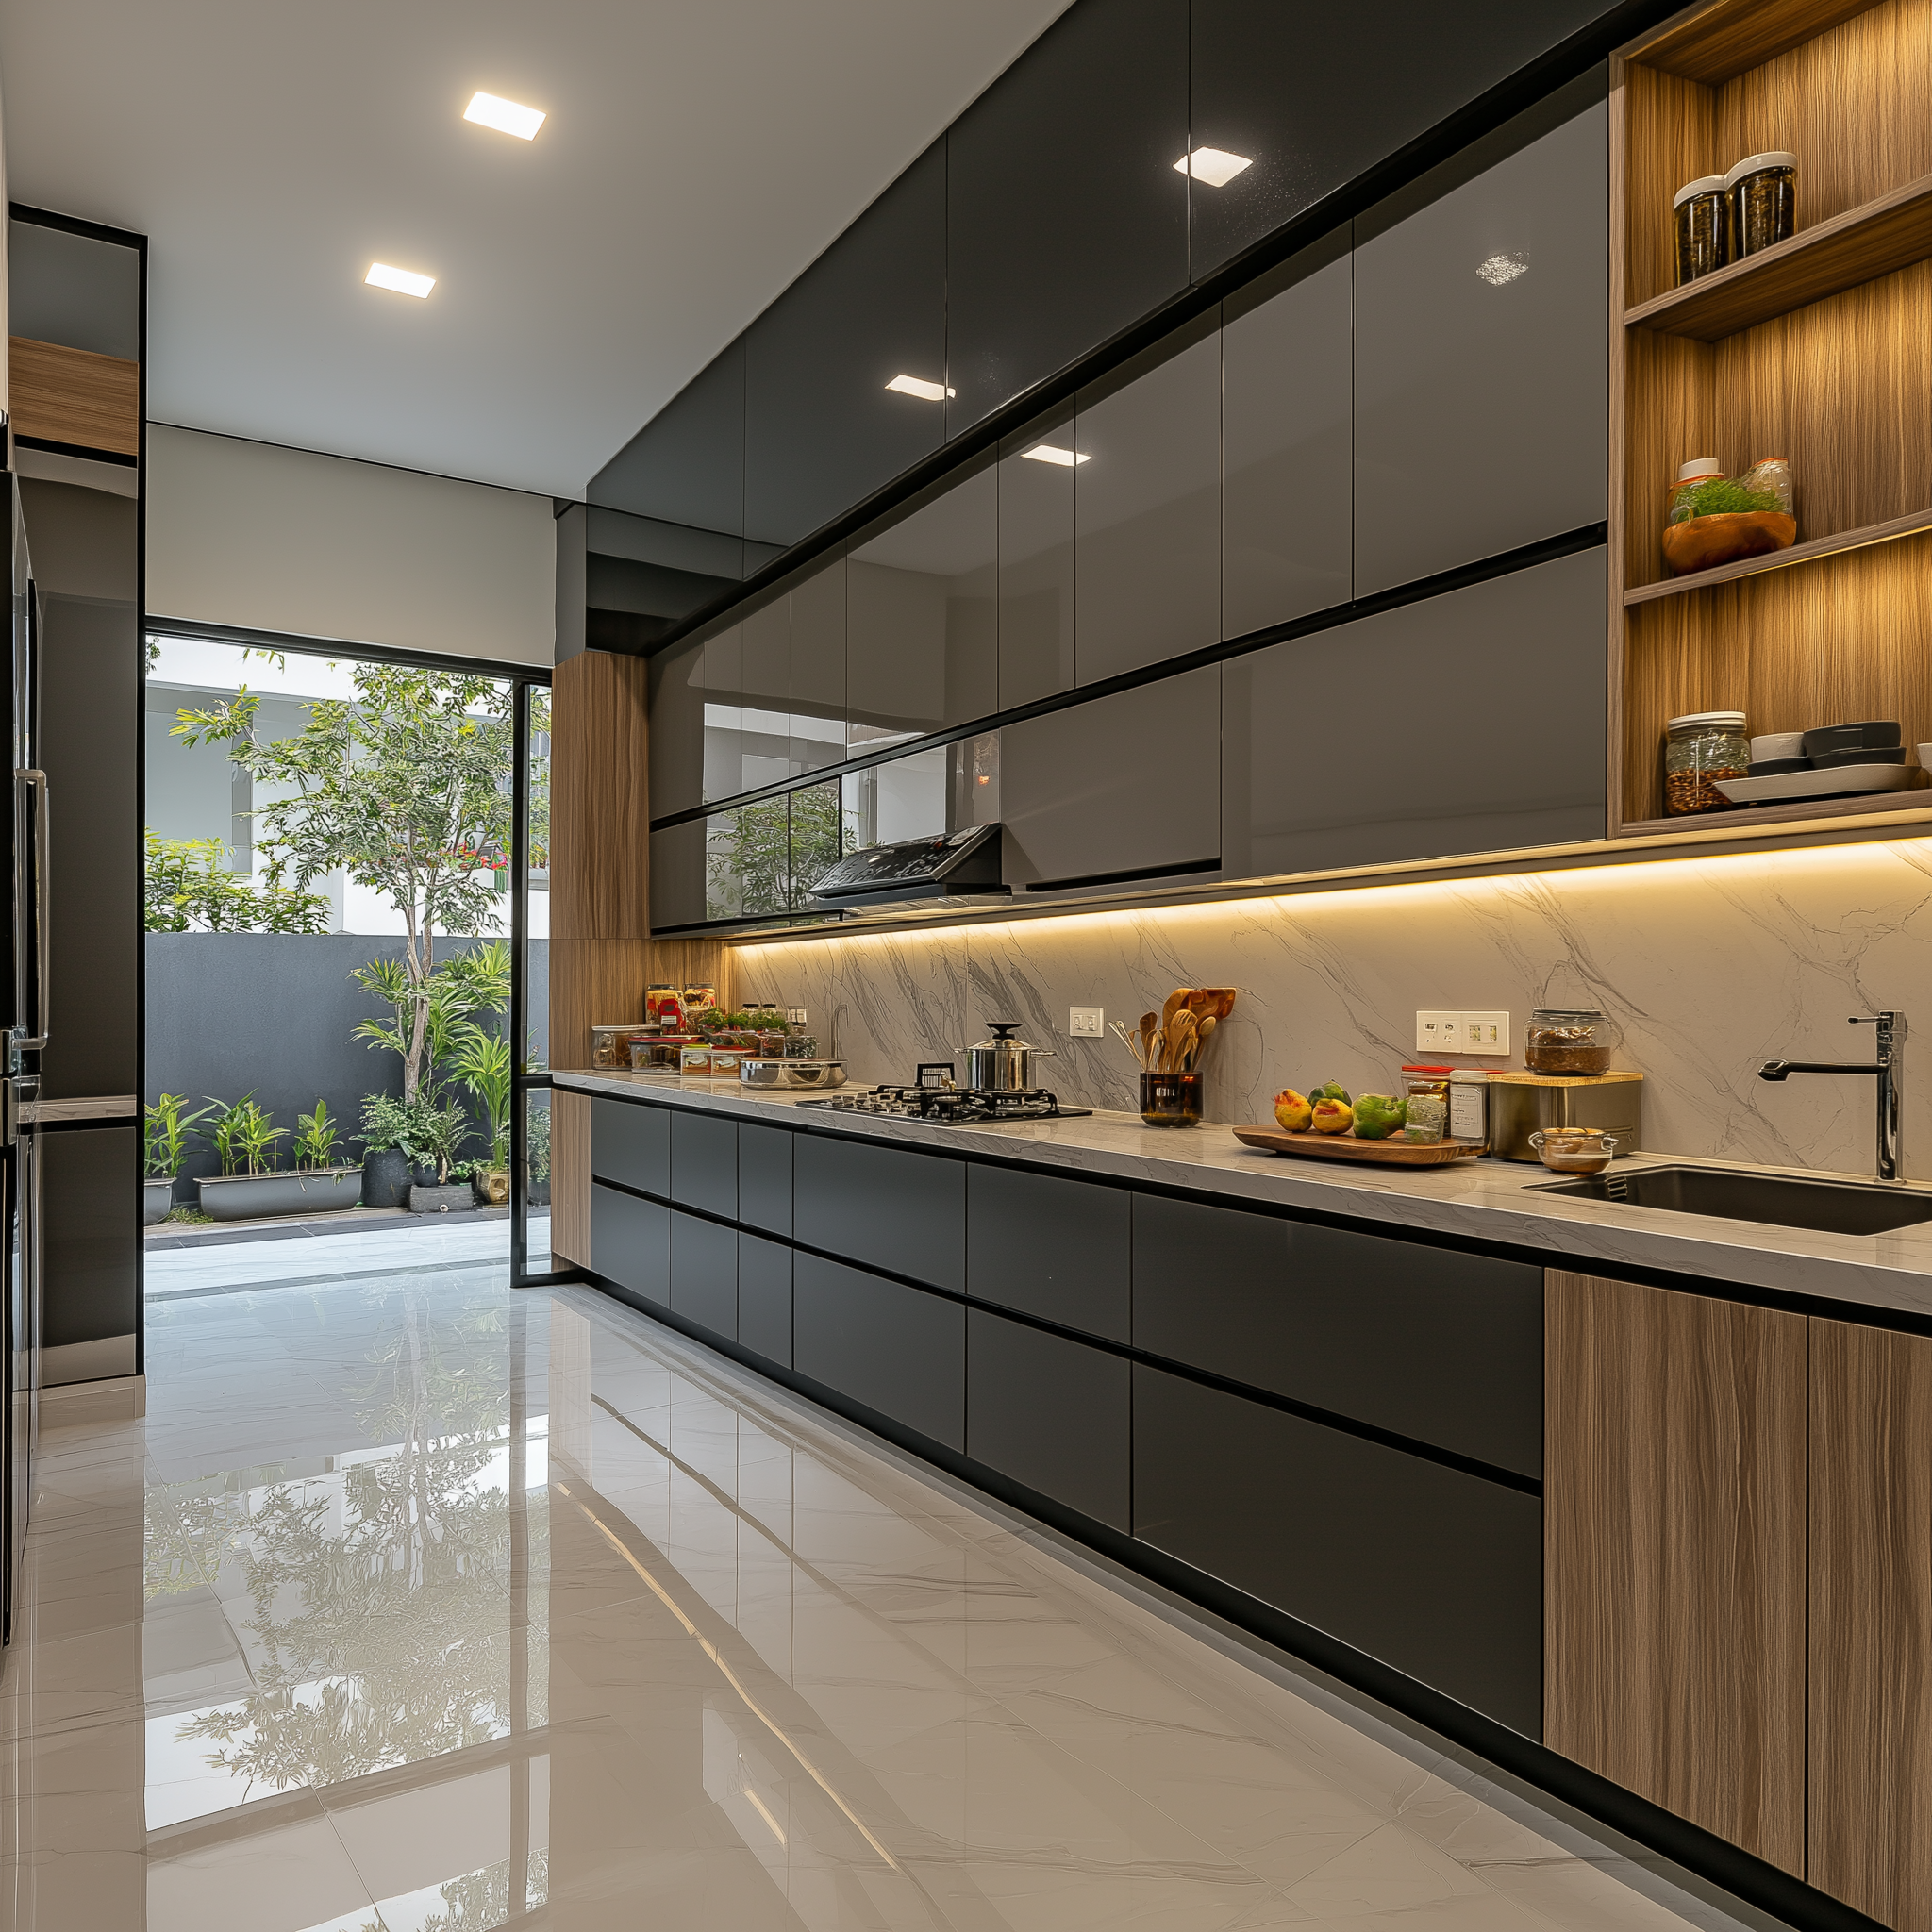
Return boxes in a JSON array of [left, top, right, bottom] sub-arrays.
[[1543, 1269, 1807, 1872]]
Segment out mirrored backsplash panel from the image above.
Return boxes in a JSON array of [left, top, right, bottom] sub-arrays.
[[734, 836, 1932, 1178]]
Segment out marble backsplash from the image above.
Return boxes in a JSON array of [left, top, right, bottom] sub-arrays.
[[734, 838, 1932, 1179]]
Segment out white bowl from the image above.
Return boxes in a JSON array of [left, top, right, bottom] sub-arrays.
[[1751, 731, 1805, 761], [1919, 743, 1932, 769]]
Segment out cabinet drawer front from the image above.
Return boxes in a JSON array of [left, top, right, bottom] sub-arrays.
[[793, 1135, 965, 1291], [1134, 1364, 1541, 1734], [739, 1123, 793, 1236], [591, 1097, 669, 1196], [792, 1252, 964, 1452], [670, 1210, 737, 1341], [968, 1308, 1129, 1531], [968, 1164, 1129, 1341], [671, 1109, 738, 1218], [738, 1233, 792, 1367], [1133, 1194, 1542, 1476], [591, 1182, 670, 1308]]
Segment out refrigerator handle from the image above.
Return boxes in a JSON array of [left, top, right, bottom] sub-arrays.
[[14, 769, 48, 1050]]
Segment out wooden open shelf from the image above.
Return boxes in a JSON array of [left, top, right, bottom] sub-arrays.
[[1610, 0, 1932, 838], [1624, 504, 1932, 604], [1627, 172, 1932, 339]]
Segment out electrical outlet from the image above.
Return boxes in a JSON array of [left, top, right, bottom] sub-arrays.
[[1461, 1010, 1510, 1055], [1415, 1010, 1461, 1057], [1069, 1006, 1105, 1038]]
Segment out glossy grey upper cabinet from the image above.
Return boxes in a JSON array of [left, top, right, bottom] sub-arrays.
[[1188, 3, 1617, 281], [1074, 318, 1221, 685], [646, 639, 705, 820], [997, 405, 1077, 709], [587, 507, 742, 656], [1353, 77, 1607, 595], [946, 0, 1189, 435], [745, 143, 947, 552], [589, 341, 744, 539], [848, 457, 997, 742], [1223, 547, 1607, 878], [721, 560, 847, 791], [1002, 665, 1220, 891], [648, 819, 707, 932], [1223, 236, 1353, 638]]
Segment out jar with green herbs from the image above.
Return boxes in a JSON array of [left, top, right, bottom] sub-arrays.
[[1663, 711, 1749, 815]]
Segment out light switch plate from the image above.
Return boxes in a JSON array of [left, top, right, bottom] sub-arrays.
[[1415, 1010, 1461, 1056], [1069, 1006, 1105, 1037], [1461, 1011, 1510, 1055]]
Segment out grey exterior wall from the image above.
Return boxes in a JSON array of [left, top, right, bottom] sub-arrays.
[[143, 934, 549, 1193]]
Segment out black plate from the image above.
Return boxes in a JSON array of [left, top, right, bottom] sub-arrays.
[[1807, 744, 1907, 768], [1801, 720, 1902, 756]]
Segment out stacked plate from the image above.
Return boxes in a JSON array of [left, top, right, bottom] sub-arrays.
[[1715, 722, 1926, 806]]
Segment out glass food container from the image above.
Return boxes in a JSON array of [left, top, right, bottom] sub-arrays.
[[1673, 175, 1728, 284], [1524, 1009, 1620, 1076], [1663, 710, 1748, 815], [1402, 1069, 1450, 1145], [1527, 1127, 1621, 1174], [1725, 151, 1796, 257]]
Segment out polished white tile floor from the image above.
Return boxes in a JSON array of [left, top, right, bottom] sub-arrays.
[[0, 1226, 1763, 1930]]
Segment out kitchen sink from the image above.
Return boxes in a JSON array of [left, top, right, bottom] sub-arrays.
[[1532, 1164, 1932, 1237]]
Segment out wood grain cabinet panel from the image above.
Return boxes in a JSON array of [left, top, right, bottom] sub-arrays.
[[1543, 1270, 1806, 1874], [1808, 1317, 1932, 1926]]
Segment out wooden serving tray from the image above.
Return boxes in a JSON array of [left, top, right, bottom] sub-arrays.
[[1233, 1126, 1485, 1166]]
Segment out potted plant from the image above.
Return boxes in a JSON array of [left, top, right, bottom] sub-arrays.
[[452, 1024, 511, 1205], [198, 1095, 361, 1222], [407, 1103, 475, 1214], [142, 1092, 213, 1224], [358, 1093, 431, 1207]]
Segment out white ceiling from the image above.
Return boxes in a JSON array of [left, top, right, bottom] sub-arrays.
[[0, 0, 1071, 499]]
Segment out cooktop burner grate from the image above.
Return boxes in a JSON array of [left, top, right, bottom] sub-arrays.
[[794, 1084, 1091, 1124]]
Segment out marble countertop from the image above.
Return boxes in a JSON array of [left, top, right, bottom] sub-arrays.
[[555, 1069, 1932, 1323]]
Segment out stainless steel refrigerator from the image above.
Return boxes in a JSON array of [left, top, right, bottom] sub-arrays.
[[2, 469, 46, 1644]]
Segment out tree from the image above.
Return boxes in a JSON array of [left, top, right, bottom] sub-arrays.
[[175, 667, 518, 1102], [143, 830, 332, 934]]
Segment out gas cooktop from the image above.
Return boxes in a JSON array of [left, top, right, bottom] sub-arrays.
[[794, 1084, 1091, 1124]]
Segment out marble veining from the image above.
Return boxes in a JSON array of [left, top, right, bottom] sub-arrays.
[[734, 838, 1932, 1183], [558, 1072, 1932, 1320], [0, 1224, 1764, 1932]]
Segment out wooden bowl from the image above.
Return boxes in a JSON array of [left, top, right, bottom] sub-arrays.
[[1662, 510, 1796, 575]]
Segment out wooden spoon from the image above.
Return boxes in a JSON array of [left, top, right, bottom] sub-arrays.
[[1139, 1010, 1158, 1065], [1160, 990, 1190, 1046], [1166, 1010, 1196, 1074], [1192, 1014, 1217, 1066]]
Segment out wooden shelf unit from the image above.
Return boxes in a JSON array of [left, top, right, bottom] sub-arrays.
[[1611, 0, 1932, 836]]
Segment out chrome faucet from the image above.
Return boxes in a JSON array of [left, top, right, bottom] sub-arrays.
[[1758, 1011, 1906, 1183]]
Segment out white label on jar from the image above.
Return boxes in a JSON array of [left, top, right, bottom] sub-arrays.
[[1450, 1084, 1486, 1140]]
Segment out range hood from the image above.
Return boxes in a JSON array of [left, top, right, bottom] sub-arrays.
[[806, 824, 1009, 914]]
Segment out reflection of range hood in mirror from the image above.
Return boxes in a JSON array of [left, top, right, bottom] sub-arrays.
[[807, 824, 1008, 914]]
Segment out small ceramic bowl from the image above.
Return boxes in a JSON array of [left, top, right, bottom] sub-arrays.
[[1529, 1127, 1621, 1175]]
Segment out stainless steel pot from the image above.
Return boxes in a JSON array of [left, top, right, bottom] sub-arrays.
[[964, 1022, 1055, 1092]]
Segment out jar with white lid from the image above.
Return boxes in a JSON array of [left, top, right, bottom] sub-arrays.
[[1725, 151, 1796, 257], [1673, 175, 1728, 283], [1663, 710, 1748, 815]]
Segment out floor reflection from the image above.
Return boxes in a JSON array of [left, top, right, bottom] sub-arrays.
[[0, 1232, 1757, 1931]]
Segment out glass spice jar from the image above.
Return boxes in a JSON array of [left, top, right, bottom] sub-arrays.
[[1663, 710, 1748, 815], [1402, 1069, 1451, 1145], [1673, 175, 1729, 284], [1725, 152, 1796, 257], [1524, 1009, 1620, 1076]]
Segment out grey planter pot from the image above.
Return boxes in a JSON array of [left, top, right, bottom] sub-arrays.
[[361, 1148, 411, 1208], [143, 1176, 174, 1226], [408, 1183, 474, 1216], [198, 1168, 363, 1223]]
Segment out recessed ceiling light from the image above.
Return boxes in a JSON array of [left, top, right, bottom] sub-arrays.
[[464, 91, 546, 140], [366, 262, 436, 299], [1475, 251, 1529, 285], [885, 374, 955, 402], [1174, 147, 1253, 187], [1021, 443, 1087, 466]]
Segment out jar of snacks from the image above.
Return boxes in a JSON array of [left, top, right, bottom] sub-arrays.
[[1725, 151, 1796, 257], [1663, 711, 1748, 815], [1402, 1069, 1451, 1145], [1524, 1009, 1620, 1076], [1673, 175, 1728, 284]]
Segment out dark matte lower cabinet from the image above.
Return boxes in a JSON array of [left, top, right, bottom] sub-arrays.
[[670, 1210, 737, 1341], [738, 1233, 793, 1367], [1134, 1363, 1541, 1734], [792, 1135, 964, 1291], [967, 1163, 1130, 1341], [737, 1124, 793, 1237], [671, 1110, 738, 1219], [792, 1252, 964, 1452], [591, 1097, 669, 1196], [591, 1182, 670, 1308], [1133, 1194, 1543, 1477], [967, 1309, 1130, 1531]]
